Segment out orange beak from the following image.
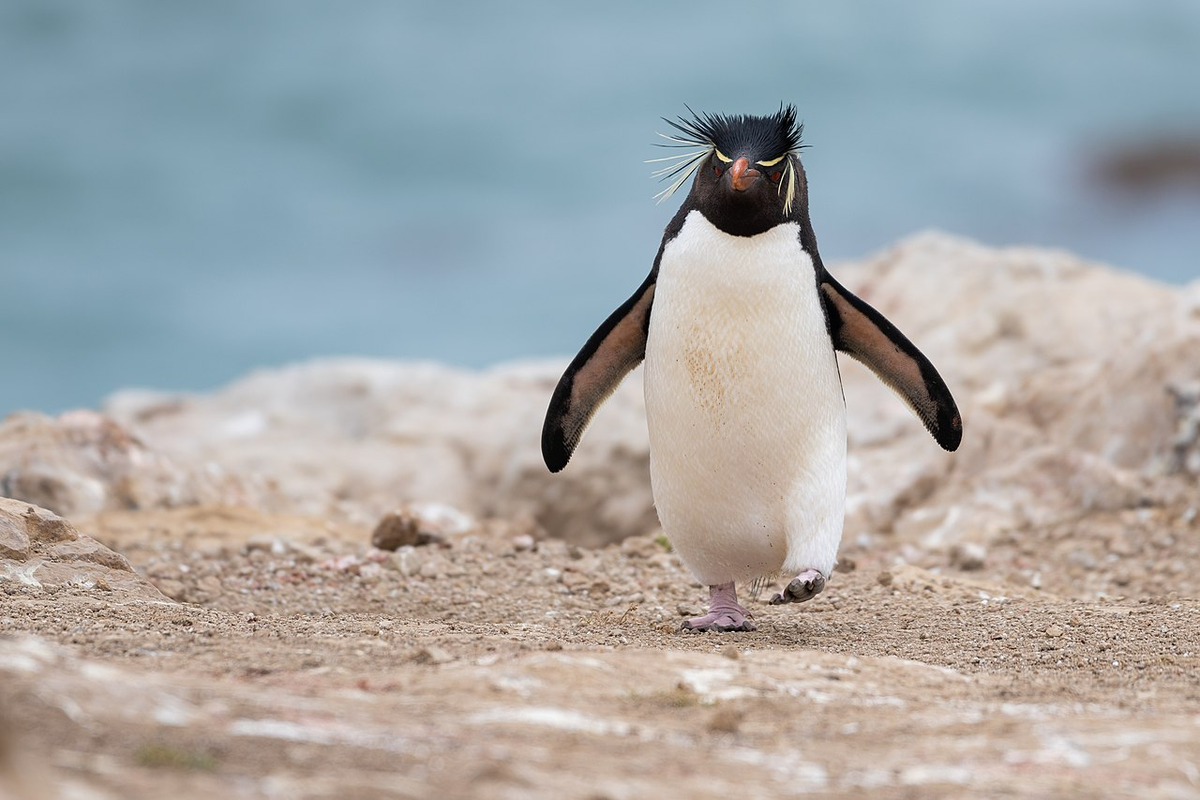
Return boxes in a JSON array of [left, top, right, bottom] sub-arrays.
[[728, 157, 761, 192]]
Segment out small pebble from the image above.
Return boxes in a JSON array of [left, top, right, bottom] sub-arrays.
[[372, 508, 445, 551], [1045, 624, 1064, 638], [951, 542, 987, 571], [410, 646, 452, 665]]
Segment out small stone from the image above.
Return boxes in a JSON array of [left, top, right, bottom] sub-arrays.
[[676, 603, 703, 617], [387, 546, 427, 577], [244, 534, 276, 553], [1045, 624, 1064, 638], [410, 646, 452, 665], [543, 640, 563, 651], [720, 644, 740, 660], [372, 509, 426, 551], [950, 543, 987, 571], [511, 534, 535, 552], [876, 570, 894, 587], [285, 541, 323, 565], [371, 504, 471, 551]]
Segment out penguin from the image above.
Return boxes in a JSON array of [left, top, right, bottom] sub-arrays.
[[542, 106, 961, 632]]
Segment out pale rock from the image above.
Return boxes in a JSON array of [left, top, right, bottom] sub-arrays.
[[0, 410, 251, 518], [101, 360, 653, 546], [387, 546, 429, 578], [0, 517, 30, 561], [0, 498, 168, 602]]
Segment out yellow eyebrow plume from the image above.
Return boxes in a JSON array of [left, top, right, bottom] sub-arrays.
[[756, 155, 786, 167], [714, 150, 733, 163]]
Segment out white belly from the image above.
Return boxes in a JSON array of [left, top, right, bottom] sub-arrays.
[[644, 211, 847, 586]]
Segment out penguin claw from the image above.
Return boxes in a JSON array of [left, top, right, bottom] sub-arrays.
[[769, 570, 827, 604], [680, 614, 756, 633]]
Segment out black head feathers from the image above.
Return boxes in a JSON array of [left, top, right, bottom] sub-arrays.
[[649, 105, 806, 213], [667, 105, 804, 162]]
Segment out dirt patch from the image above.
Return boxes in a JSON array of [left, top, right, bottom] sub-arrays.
[[2, 502, 1199, 798]]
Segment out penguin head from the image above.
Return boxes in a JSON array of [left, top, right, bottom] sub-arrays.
[[651, 105, 808, 237]]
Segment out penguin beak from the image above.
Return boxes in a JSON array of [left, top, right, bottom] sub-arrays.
[[728, 157, 761, 192]]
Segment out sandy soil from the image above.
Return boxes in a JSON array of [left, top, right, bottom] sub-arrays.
[[2, 501, 1199, 799]]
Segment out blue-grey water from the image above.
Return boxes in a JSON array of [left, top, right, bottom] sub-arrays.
[[3, 1, 1199, 414]]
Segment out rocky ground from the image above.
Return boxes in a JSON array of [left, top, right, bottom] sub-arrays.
[[2, 233, 1200, 798]]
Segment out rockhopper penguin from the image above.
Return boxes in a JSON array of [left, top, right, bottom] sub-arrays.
[[542, 106, 962, 632]]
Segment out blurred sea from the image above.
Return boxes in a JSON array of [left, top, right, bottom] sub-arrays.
[[3, 1, 1199, 414]]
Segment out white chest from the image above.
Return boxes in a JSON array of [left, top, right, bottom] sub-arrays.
[[645, 211, 841, 427]]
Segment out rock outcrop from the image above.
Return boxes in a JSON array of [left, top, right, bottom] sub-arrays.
[[0, 497, 169, 602]]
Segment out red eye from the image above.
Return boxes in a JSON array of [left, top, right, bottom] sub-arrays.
[[713, 166, 721, 176], [770, 171, 783, 182]]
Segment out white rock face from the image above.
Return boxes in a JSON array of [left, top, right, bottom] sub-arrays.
[[99, 359, 656, 546], [2, 232, 1198, 550]]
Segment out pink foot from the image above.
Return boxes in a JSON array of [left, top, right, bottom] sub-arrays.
[[769, 569, 826, 604], [681, 582, 756, 632]]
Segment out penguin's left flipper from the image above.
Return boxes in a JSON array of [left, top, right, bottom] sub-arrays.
[[541, 273, 657, 472], [820, 275, 962, 451]]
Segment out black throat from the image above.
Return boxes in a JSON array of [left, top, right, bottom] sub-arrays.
[[687, 190, 791, 237]]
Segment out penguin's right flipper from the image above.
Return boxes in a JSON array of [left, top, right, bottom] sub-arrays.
[[819, 274, 962, 451], [541, 274, 657, 472]]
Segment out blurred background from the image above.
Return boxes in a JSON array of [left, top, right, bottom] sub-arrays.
[[3, 0, 1199, 414]]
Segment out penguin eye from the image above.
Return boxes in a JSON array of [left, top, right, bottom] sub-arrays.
[[770, 170, 783, 182], [713, 149, 733, 164]]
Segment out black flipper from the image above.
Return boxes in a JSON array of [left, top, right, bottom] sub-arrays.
[[541, 272, 656, 472], [819, 273, 962, 451]]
